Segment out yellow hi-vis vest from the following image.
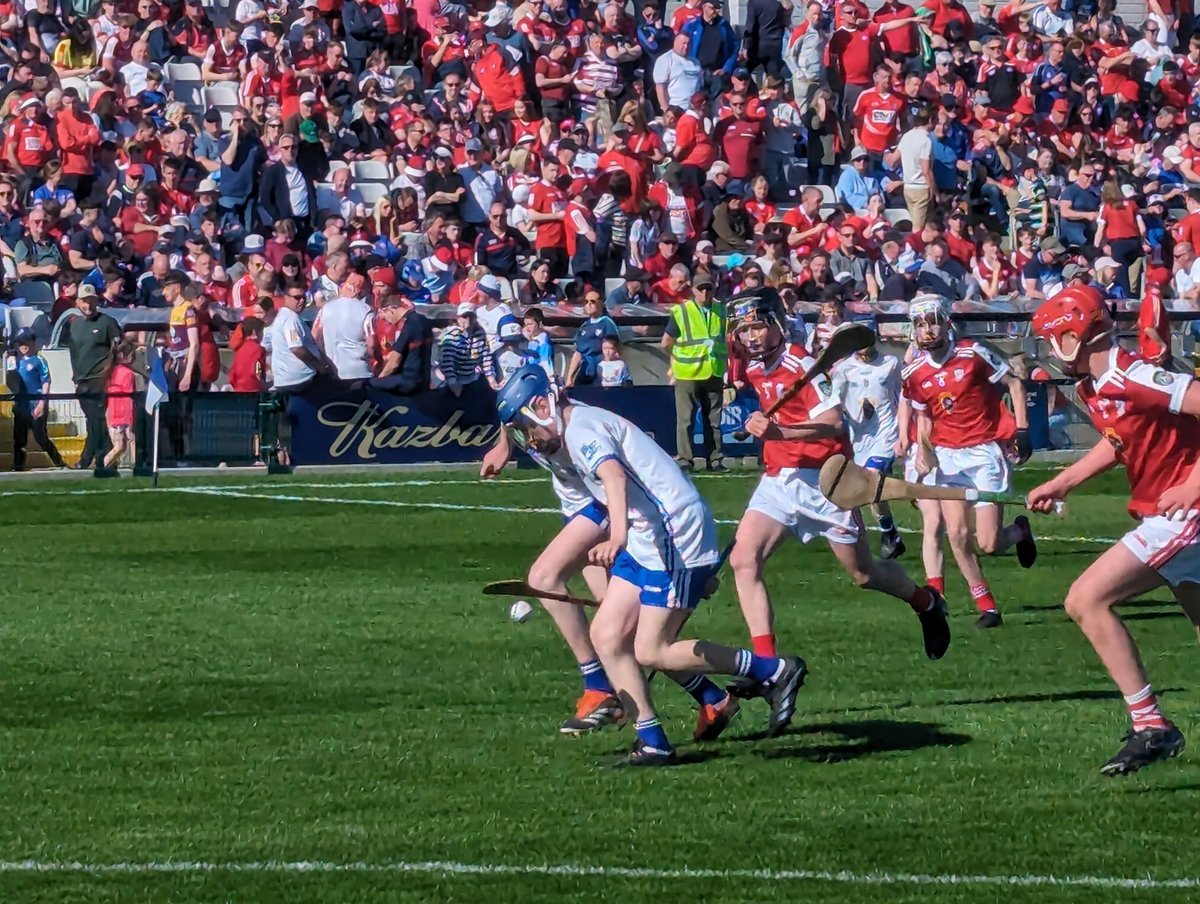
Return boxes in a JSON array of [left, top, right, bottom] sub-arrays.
[[669, 299, 726, 381]]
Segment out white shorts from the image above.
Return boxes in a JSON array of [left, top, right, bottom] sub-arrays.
[[1122, 513, 1200, 587], [747, 468, 861, 545], [920, 441, 1011, 507], [904, 446, 921, 484]]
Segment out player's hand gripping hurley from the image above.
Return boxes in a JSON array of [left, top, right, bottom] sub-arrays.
[[732, 323, 877, 441]]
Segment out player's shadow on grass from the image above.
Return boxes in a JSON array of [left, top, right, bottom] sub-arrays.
[[753, 719, 971, 763]]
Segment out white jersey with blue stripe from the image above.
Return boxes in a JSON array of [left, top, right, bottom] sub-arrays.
[[517, 422, 596, 518], [563, 404, 718, 571]]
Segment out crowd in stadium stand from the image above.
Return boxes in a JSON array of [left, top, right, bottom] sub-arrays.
[[0, 0, 1195, 403]]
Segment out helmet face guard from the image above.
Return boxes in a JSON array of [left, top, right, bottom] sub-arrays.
[[908, 294, 952, 351], [731, 293, 786, 360], [495, 363, 566, 451], [1032, 286, 1113, 374]]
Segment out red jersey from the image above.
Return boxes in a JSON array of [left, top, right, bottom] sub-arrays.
[[747, 344, 850, 474], [9, 117, 53, 168], [228, 337, 266, 392], [650, 278, 690, 306], [828, 24, 882, 87], [527, 179, 567, 249], [944, 231, 975, 267], [1138, 288, 1171, 365], [852, 89, 904, 154], [1078, 349, 1200, 518], [902, 340, 1011, 449], [872, 0, 917, 56]]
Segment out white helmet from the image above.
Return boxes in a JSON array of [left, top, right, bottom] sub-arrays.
[[909, 294, 952, 350]]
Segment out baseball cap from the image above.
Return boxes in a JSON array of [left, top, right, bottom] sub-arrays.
[[695, 239, 714, 253], [456, 301, 476, 316], [694, 274, 714, 289], [658, 233, 679, 244], [1040, 236, 1066, 255], [464, 138, 483, 152], [1094, 256, 1121, 270], [1051, 98, 1070, 113], [18, 95, 41, 111], [77, 284, 97, 298], [477, 273, 502, 299], [127, 164, 145, 178], [1148, 194, 1166, 206], [1164, 145, 1185, 164], [434, 146, 453, 159], [484, 4, 511, 26], [732, 67, 751, 80], [850, 145, 869, 161], [935, 51, 952, 65], [242, 234, 265, 254], [499, 318, 524, 342], [162, 270, 190, 287], [1060, 262, 1085, 281], [153, 240, 174, 255], [300, 91, 318, 104], [204, 108, 222, 124], [197, 177, 219, 194]]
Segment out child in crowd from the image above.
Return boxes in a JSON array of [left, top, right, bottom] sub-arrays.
[[228, 316, 266, 392], [104, 342, 137, 470], [597, 336, 632, 387], [8, 329, 66, 470], [487, 316, 532, 388], [522, 306, 554, 377]]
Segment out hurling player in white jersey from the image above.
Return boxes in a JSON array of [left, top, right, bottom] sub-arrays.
[[831, 340, 906, 560], [482, 426, 622, 736], [496, 365, 806, 766]]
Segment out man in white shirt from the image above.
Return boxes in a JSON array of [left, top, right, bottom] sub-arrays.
[[313, 284, 374, 379], [119, 42, 153, 98], [265, 291, 330, 390], [1030, 0, 1072, 38], [896, 108, 935, 230], [473, 274, 515, 351], [459, 138, 503, 232], [653, 32, 702, 111]]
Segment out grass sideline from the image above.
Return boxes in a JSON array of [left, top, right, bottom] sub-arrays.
[[2, 467, 1198, 903]]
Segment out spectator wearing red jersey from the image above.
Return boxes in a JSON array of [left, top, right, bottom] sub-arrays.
[[672, 94, 718, 190], [7, 96, 54, 203], [852, 67, 905, 161], [828, 6, 920, 113], [470, 31, 525, 114], [872, 0, 919, 62], [651, 262, 693, 305], [597, 123, 650, 211], [229, 316, 267, 392], [55, 88, 99, 200], [1095, 182, 1145, 294], [526, 158, 569, 277], [714, 92, 764, 181]]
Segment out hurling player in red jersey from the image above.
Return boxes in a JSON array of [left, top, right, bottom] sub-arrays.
[[902, 294, 1036, 630], [727, 293, 951, 669], [1029, 287, 1200, 775]]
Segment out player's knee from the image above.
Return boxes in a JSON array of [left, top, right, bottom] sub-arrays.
[[526, 560, 560, 592], [1063, 581, 1104, 623], [975, 533, 1000, 556], [730, 544, 764, 578], [589, 618, 623, 658], [945, 523, 972, 552], [632, 635, 667, 669]]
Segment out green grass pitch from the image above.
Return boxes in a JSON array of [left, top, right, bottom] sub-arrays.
[[2, 466, 1198, 903]]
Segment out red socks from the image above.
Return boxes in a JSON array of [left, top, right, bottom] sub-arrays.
[[927, 576, 945, 596], [751, 634, 777, 657], [970, 583, 998, 614], [906, 585, 933, 613], [1126, 685, 1170, 732]]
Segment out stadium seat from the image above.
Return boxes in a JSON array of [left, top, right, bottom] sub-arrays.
[[604, 277, 624, 297], [351, 160, 392, 182], [883, 208, 913, 227], [356, 181, 388, 205], [807, 184, 837, 206], [172, 80, 204, 111], [10, 280, 55, 311], [203, 84, 239, 110], [4, 305, 50, 344], [165, 61, 202, 83], [388, 64, 420, 88]]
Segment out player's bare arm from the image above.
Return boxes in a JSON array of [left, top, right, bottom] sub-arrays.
[[589, 459, 628, 568]]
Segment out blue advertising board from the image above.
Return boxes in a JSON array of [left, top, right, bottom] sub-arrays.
[[288, 381, 762, 466]]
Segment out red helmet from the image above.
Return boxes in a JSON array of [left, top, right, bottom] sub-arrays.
[[1031, 285, 1113, 369]]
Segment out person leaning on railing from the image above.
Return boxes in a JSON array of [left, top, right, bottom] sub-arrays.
[[64, 284, 120, 476]]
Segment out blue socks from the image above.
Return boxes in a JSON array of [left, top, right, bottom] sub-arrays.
[[678, 674, 727, 707], [635, 717, 672, 752], [735, 649, 783, 684], [579, 659, 613, 694]]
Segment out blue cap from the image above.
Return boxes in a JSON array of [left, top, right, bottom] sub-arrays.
[[496, 363, 553, 425]]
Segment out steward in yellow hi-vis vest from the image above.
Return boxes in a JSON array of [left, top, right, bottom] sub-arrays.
[[662, 274, 728, 471]]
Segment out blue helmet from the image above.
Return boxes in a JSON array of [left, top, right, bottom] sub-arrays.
[[496, 363, 554, 425]]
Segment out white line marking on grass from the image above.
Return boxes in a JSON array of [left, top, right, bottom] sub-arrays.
[[176, 486, 1125, 544], [0, 859, 1194, 890], [0, 477, 545, 498]]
